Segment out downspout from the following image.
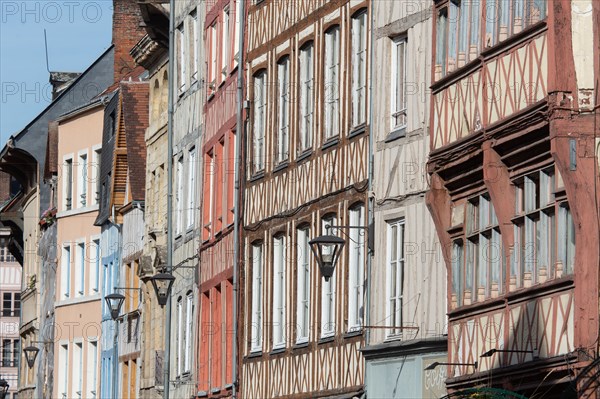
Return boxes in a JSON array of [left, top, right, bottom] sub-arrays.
[[364, 1, 375, 395], [232, 0, 246, 397], [164, 0, 175, 397]]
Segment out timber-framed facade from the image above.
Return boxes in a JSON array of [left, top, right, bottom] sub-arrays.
[[426, 1, 600, 397], [240, 0, 370, 397]]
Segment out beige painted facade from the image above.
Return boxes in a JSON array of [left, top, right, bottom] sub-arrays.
[[1, 244, 21, 399], [53, 105, 103, 399]]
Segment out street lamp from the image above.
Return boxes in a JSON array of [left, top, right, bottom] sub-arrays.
[[309, 235, 345, 281], [23, 346, 40, 368], [481, 348, 537, 358], [150, 273, 175, 306], [0, 379, 9, 399], [425, 361, 478, 371], [105, 293, 126, 320]]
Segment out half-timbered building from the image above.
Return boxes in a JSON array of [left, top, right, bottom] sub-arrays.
[[361, 2, 447, 398], [426, 0, 600, 397], [196, 0, 243, 397], [241, 1, 370, 397]]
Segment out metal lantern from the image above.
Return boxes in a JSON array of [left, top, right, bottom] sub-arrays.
[[23, 345, 40, 369], [105, 293, 125, 320], [150, 273, 176, 307], [0, 379, 9, 399], [309, 235, 345, 281]]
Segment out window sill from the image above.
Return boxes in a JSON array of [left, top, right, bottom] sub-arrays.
[[296, 149, 312, 163], [349, 124, 366, 139], [292, 341, 309, 350], [211, 388, 221, 394], [197, 391, 209, 398], [318, 335, 335, 345], [246, 350, 263, 359], [343, 329, 363, 339], [321, 137, 340, 151], [249, 171, 265, 182], [207, 92, 215, 102], [269, 346, 286, 355], [273, 161, 289, 173], [385, 127, 407, 143]]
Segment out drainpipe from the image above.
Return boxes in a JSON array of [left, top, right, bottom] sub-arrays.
[[164, 0, 175, 397], [232, 0, 246, 397], [364, 1, 376, 396]]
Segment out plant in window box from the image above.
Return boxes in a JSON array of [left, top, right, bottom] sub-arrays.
[[28, 274, 36, 290], [39, 207, 57, 227]]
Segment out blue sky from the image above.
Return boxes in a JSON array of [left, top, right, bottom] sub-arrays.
[[0, 1, 113, 144]]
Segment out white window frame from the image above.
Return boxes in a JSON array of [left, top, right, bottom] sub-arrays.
[[296, 227, 310, 343], [191, 10, 199, 83], [187, 147, 197, 230], [351, 10, 368, 127], [58, 342, 69, 399], [178, 23, 186, 93], [348, 205, 365, 332], [253, 71, 267, 173], [175, 157, 184, 235], [233, 0, 241, 67], [75, 240, 85, 297], [272, 236, 286, 349], [90, 238, 101, 295], [184, 292, 193, 372], [250, 243, 263, 352], [73, 340, 83, 398], [86, 340, 98, 398], [221, 7, 230, 78], [320, 215, 337, 338], [209, 23, 218, 90], [62, 244, 71, 299], [177, 298, 183, 376], [324, 26, 340, 140], [386, 219, 405, 338], [77, 150, 88, 208], [299, 43, 314, 152], [63, 155, 74, 211], [277, 57, 290, 164], [391, 37, 407, 131], [92, 146, 102, 205]]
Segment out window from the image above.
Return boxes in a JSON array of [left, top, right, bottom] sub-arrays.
[[227, 131, 236, 225], [250, 242, 263, 352], [93, 148, 101, 205], [78, 153, 88, 207], [64, 158, 73, 210], [321, 215, 337, 337], [177, 297, 183, 376], [178, 24, 186, 93], [2, 340, 11, 366], [62, 245, 71, 299], [348, 205, 365, 331], [176, 157, 184, 235], [512, 167, 574, 287], [58, 343, 69, 399], [351, 10, 367, 127], [187, 148, 197, 229], [391, 37, 407, 131], [203, 150, 215, 240], [222, 8, 230, 78], [233, 0, 241, 67], [299, 42, 314, 152], [252, 70, 267, 173], [215, 140, 224, 232], [91, 239, 100, 294], [2, 293, 19, 317], [87, 341, 98, 398], [273, 235, 286, 348], [73, 342, 83, 398], [324, 26, 340, 140], [386, 219, 405, 337], [435, 0, 547, 79], [276, 57, 290, 164], [209, 23, 218, 92], [76, 242, 85, 296], [185, 292, 193, 373], [296, 227, 310, 343], [191, 10, 199, 82], [451, 194, 503, 308]]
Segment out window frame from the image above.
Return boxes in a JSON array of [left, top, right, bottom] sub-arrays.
[[252, 70, 267, 173], [323, 26, 341, 141], [386, 218, 405, 338], [347, 204, 365, 332], [272, 235, 287, 349], [250, 242, 264, 352], [390, 36, 408, 133], [351, 9, 368, 128], [299, 42, 315, 152], [296, 226, 311, 344], [178, 23, 187, 93], [276, 56, 290, 164]]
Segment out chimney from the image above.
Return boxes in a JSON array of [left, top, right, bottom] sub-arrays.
[[112, 0, 146, 82]]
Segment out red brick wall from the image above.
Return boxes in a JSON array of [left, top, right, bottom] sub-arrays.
[[112, 0, 146, 82]]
